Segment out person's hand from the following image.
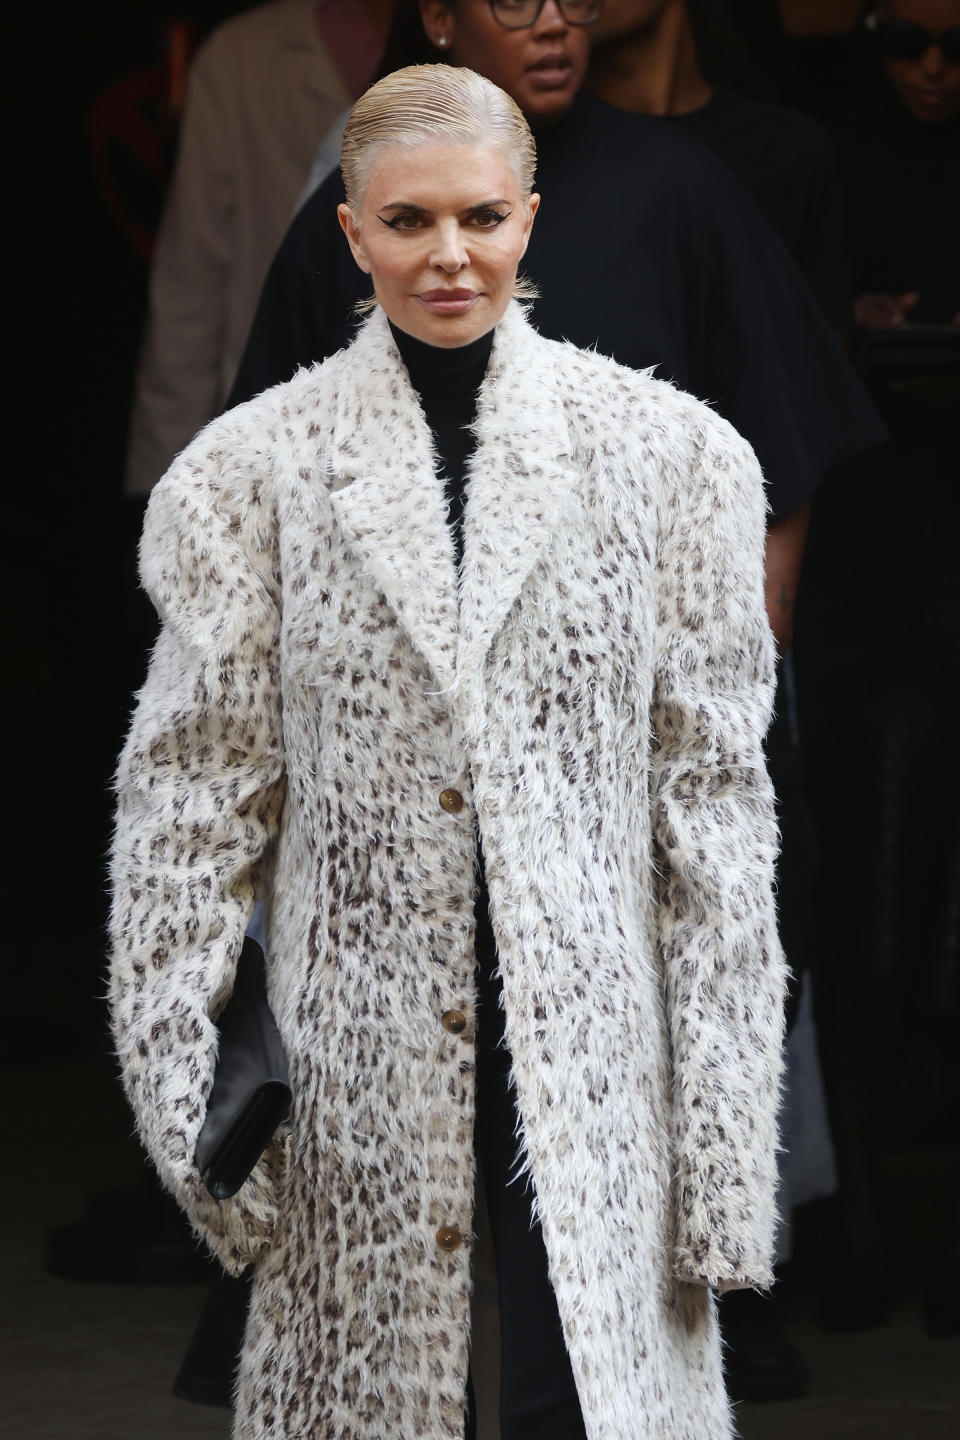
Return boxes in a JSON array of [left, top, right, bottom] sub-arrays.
[[854, 291, 920, 329]]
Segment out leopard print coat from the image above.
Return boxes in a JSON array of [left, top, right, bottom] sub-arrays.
[[110, 302, 786, 1440]]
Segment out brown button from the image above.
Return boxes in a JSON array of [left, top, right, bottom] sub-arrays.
[[436, 1225, 462, 1252], [439, 788, 464, 814], [441, 1009, 467, 1035]]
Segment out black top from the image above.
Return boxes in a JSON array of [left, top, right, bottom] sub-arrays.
[[229, 90, 885, 518], [666, 86, 851, 330], [827, 93, 960, 324], [388, 320, 494, 568]]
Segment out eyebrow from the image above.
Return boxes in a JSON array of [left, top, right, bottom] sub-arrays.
[[376, 199, 512, 215]]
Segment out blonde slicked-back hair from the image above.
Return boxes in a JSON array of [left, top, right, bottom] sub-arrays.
[[341, 64, 537, 211]]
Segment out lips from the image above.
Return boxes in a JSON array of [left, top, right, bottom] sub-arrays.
[[416, 288, 479, 315], [526, 52, 573, 87], [904, 85, 955, 110], [420, 289, 476, 302]]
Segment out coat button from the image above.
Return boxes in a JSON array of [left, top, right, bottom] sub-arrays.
[[441, 1009, 467, 1035], [436, 1225, 462, 1252], [439, 788, 464, 814]]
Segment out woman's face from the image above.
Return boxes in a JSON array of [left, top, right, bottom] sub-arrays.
[[877, 0, 960, 123], [419, 0, 591, 124], [337, 142, 539, 347]]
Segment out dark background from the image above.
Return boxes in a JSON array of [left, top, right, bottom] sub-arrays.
[[6, 2, 263, 1062]]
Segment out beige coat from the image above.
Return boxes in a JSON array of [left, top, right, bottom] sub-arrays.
[[110, 305, 787, 1439], [125, 0, 350, 496]]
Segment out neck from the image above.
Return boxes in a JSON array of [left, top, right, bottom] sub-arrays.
[[586, 0, 712, 117], [388, 320, 494, 381]]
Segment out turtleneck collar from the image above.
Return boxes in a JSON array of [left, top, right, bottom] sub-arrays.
[[386, 321, 496, 569], [388, 321, 494, 393]]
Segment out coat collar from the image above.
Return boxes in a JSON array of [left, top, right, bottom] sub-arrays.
[[326, 304, 580, 701]]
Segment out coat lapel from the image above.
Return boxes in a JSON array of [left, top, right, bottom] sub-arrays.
[[327, 312, 460, 694], [325, 305, 580, 705], [457, 304, 580, 696]]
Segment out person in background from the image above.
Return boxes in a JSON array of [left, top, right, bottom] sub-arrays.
[[124, 0, 394, 500], [837, 0, 960, 329], [587, 0, 853, 333], [789, 0, 960, 1340]]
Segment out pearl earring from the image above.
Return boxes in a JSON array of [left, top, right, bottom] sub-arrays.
[[437, 36, 448, 47]]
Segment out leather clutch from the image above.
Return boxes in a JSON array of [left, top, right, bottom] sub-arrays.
[[195, 935, 292, 1201]]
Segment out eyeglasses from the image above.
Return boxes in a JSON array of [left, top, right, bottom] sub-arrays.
[[866, 14, 960, 64], [489, 0, 604, 31]]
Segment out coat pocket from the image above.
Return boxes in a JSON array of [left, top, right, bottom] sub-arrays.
[[177, 1126, 292, 1277]]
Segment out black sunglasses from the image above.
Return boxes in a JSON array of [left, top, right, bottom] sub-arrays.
[[866, 14, 960, 64]]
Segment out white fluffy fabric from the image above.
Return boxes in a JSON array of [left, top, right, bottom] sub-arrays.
[[110, 303, 786, 1439]]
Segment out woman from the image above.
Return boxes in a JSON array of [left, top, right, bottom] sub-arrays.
[[110, 65, 786, 1440]]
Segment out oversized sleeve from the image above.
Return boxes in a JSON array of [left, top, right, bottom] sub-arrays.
[[649, 402, 787, 1292], [109, 435, 288, 1272]]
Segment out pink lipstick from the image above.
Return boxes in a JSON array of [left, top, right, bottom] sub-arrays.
[[417, 289, 478, 315]]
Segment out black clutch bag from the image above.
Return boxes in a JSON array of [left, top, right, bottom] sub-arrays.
[[195, 936, 292, 1201]]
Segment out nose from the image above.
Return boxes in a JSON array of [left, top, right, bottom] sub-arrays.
[[918, 42, 947, 78], [430, 218, 469, 272], [532, 0, 569, 37]]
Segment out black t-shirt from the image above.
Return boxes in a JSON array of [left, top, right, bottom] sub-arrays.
[[229, 90, 884, 519], [666, 86, 852, 330]]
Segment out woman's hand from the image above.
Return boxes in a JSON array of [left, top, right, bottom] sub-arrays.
[[854, 291, 919, 330]]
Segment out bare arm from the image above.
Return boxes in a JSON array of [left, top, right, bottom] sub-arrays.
[[765, 500, 811, 654]]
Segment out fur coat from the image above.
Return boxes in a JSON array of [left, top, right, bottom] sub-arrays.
[[109, 302, 787, 1440]]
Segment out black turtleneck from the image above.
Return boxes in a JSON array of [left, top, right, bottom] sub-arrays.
[[389, 321, 494, 568]]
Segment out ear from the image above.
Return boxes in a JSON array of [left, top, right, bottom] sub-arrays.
[[519, 193, 540, 258], [419, 0, 455, 52], [337, 202, 371, 275]]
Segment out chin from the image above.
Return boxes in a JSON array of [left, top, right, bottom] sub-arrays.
[[903, 95, 960, 122], [417, 319, 487, 348], [400, 293, 504, 348], [521, 86, 579, 127]]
